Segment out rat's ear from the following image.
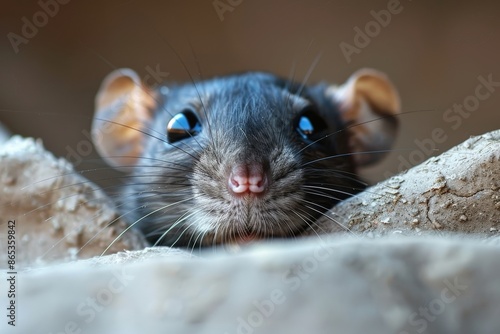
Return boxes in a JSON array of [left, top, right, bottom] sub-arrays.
[[92, 68, 158, 170], [327, 68, 400, 166]]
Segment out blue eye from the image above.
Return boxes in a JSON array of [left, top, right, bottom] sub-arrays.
[[167, 110, 202, 143], [298, 116, 314, 137], [296, 107, 327, 141]]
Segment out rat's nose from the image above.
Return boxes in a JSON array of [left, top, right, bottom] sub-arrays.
[[228, 163, 268, 195]]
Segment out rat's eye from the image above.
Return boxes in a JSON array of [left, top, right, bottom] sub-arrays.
[[167, 109, 202, 143], [295, 107, 328, 142]]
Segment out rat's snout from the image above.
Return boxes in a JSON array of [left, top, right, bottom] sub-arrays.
[[227, 163, 269, 196]]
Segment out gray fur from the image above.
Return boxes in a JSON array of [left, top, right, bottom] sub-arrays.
[[121, 72, 363, 248]]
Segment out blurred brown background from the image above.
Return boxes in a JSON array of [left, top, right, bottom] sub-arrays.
[[1, 0, 499, 185]]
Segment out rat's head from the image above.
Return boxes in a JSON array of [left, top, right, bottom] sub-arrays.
[[92, 69, 400, 248]]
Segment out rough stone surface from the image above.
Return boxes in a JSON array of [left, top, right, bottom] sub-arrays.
[[0, 136, 148, 267], [308, 130, 500, 238], [3, 236, 500, 334]]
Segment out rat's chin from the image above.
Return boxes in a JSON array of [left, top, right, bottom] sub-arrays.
[[205, 228, 263, 246]]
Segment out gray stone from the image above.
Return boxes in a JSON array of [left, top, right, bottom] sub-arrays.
[[309, 130, 500, 238], [3, 236, 500, 334], [0, 136, 148, 267]]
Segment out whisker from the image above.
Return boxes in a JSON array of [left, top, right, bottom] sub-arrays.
[[151, 29, 220, 164], [95, 51, 210, 155], [296, 108, 436, 156], [94, 116, 200, 161], [298, 198, 358, 237], [305, 168, 368, 187], [101, 195, 199, 256], [301, 148, 415, 168], [212, 224, 221, 251], [302, 190, 343, 202], [11, 173, 193, 219], [76, 198, 155, 256], [156, 208, 205, 248], [293, 207, 328, 239], [304, 183, 393, 199], [306, 166, 369, 180], [302, 203, 359, 238], [297, 52, 322, 97], [278, 208, 301, 239], [38, 190, 150, 259], [19, 168, 190, 195]]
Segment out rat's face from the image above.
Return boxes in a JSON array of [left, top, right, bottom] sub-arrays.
[[92, 69, 400, 248]]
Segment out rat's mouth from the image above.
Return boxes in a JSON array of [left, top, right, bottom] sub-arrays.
[[225, 226, 264, 245], [231, 233, 259, 244], [223, 232, 263, 252]]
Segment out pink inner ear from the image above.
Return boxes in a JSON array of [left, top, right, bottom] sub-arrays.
[[349, 70, 401, 116], [328, 69, 400, 166], [92, 69, 157, 171], [96, 69, 143, 111]]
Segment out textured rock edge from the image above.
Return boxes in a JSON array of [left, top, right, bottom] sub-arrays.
[[0, 136, 148, 267], [307, 129, 500, 238]]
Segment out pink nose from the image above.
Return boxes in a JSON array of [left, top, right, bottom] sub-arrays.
[[228, 163, 268, 195]]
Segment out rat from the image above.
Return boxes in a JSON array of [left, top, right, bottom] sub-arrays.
[[91, 68, 400, 248]]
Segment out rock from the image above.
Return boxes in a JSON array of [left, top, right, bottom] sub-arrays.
[[4, 236, 500, 334], [0, 136, 148, 267], [308, 130, 500, 238]]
